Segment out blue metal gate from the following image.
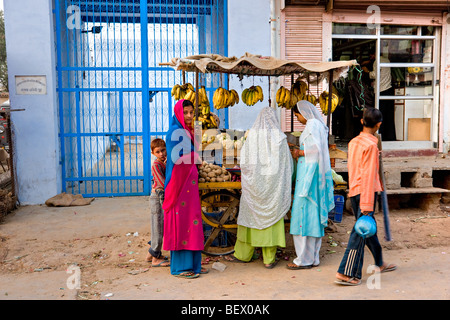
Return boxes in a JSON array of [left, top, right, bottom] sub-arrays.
[[54, 0, 227, 196]]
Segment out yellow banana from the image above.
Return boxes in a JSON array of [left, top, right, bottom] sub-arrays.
[[184, 90, 191, 102], [242, 88, 249, 106], [213, 88, 220, 107], [187, 89, 195, 102], [219, 88, 226, 107], [283, 88, 291, 105], [276, 87, 282, 105], [171, 84, 180, 97], [304, 94, 317, 105], [209, 115, 217, 128], [298, 80, 308, 97], [231, 89, 239, 104], [278, 86, 286, 106], [255, 85, 263, 102], [226, 90, 234, 107], [213, 87, 223, 109]]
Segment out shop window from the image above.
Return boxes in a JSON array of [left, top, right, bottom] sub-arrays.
[[332, 23, 440, 146]]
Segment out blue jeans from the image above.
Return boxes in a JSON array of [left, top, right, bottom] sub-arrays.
[[148, 189, 165, 259], [337, 194, 383, 279]]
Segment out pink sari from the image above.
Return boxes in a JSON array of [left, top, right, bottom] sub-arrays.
[[162, 100, 204, 251]]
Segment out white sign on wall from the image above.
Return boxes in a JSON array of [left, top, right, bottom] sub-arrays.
[[15, 75, 47, 95]]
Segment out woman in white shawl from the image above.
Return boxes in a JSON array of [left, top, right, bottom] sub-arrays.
[[287, 101, 335, 270], [225, 107, 293, 268]]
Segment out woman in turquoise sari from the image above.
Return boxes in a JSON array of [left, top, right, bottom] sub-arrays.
[[287, 101, 335, 270]]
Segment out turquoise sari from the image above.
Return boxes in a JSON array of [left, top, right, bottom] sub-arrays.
[[290, 143, 334, 237]]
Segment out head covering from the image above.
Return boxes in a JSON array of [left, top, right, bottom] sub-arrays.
[[238, 107, 293, 230], [297, 100, 330, 188], [164, 99, 196, 189]]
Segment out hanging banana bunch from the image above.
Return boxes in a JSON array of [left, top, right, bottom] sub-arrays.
[[332, 86, 344, 106], [213, 87, 240, 109], [275, 86, 291, 108], [183, 87, 197, 106], [171, 83, 195, 101], [198, 111, 218, 130], [241, 85, 263, 106], [291, 78, 308, 101], [198, 86, 209, 105], [197, 100, 218, 130], [287, 79, 308, 110], [196, 86, 219, 130], [303, 94, 318, 106], [319, 91, 340, 115]]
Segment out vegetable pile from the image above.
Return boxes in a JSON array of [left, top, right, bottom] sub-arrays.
[[198, 161, 232, 183]]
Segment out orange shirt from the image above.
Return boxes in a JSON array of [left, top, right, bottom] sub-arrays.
[[347, 132, 383, 212]]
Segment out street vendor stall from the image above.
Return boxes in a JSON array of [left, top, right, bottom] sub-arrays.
[[160, 53, 357, 256]]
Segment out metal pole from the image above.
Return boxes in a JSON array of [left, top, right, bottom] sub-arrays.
[[6, 114, 14, 198], [268, 76, 272, 107], [290, 74, 294, 132], [195, 71, 199, 121], [327, 69, 333, 129], [140, 0, 150, 195]]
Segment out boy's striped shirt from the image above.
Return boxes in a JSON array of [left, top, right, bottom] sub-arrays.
[[151, 159, 166, 192]]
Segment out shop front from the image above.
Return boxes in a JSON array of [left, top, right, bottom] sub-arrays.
[[281, 1, 448, 153]]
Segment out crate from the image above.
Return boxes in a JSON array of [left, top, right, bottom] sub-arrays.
[[328, 195, 345, 223]]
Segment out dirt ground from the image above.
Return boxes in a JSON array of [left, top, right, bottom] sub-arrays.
[[0, 196, 449, 301]]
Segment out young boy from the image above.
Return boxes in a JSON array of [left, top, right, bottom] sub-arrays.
[[335, 107, 396, 286], [146, 138, 170, 267]]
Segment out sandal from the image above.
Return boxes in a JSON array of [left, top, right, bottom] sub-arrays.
[[151, 260, 170, 267], [224, 254, 248, 263], [380, 263, 397, 273], [286, 263, 312, 270], [264, 259, 280, 269], [174, 271, 199, 279], [200, 267, 209, 274], [334, 277, 361, 286]]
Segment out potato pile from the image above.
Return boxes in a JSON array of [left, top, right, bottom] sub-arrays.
[[198, 161, 231, 183]]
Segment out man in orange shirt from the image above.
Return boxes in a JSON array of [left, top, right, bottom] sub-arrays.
[[335, 108, 397, 286]]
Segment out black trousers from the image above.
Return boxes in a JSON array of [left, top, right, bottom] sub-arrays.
[[337, 194, 383, 279]]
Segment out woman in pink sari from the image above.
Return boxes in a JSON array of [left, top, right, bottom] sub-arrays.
[[163, 99, 205, 279]]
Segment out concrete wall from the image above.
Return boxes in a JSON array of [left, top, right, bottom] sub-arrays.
[[4, 0, 61, 204], [227, 0, 272, 131]]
